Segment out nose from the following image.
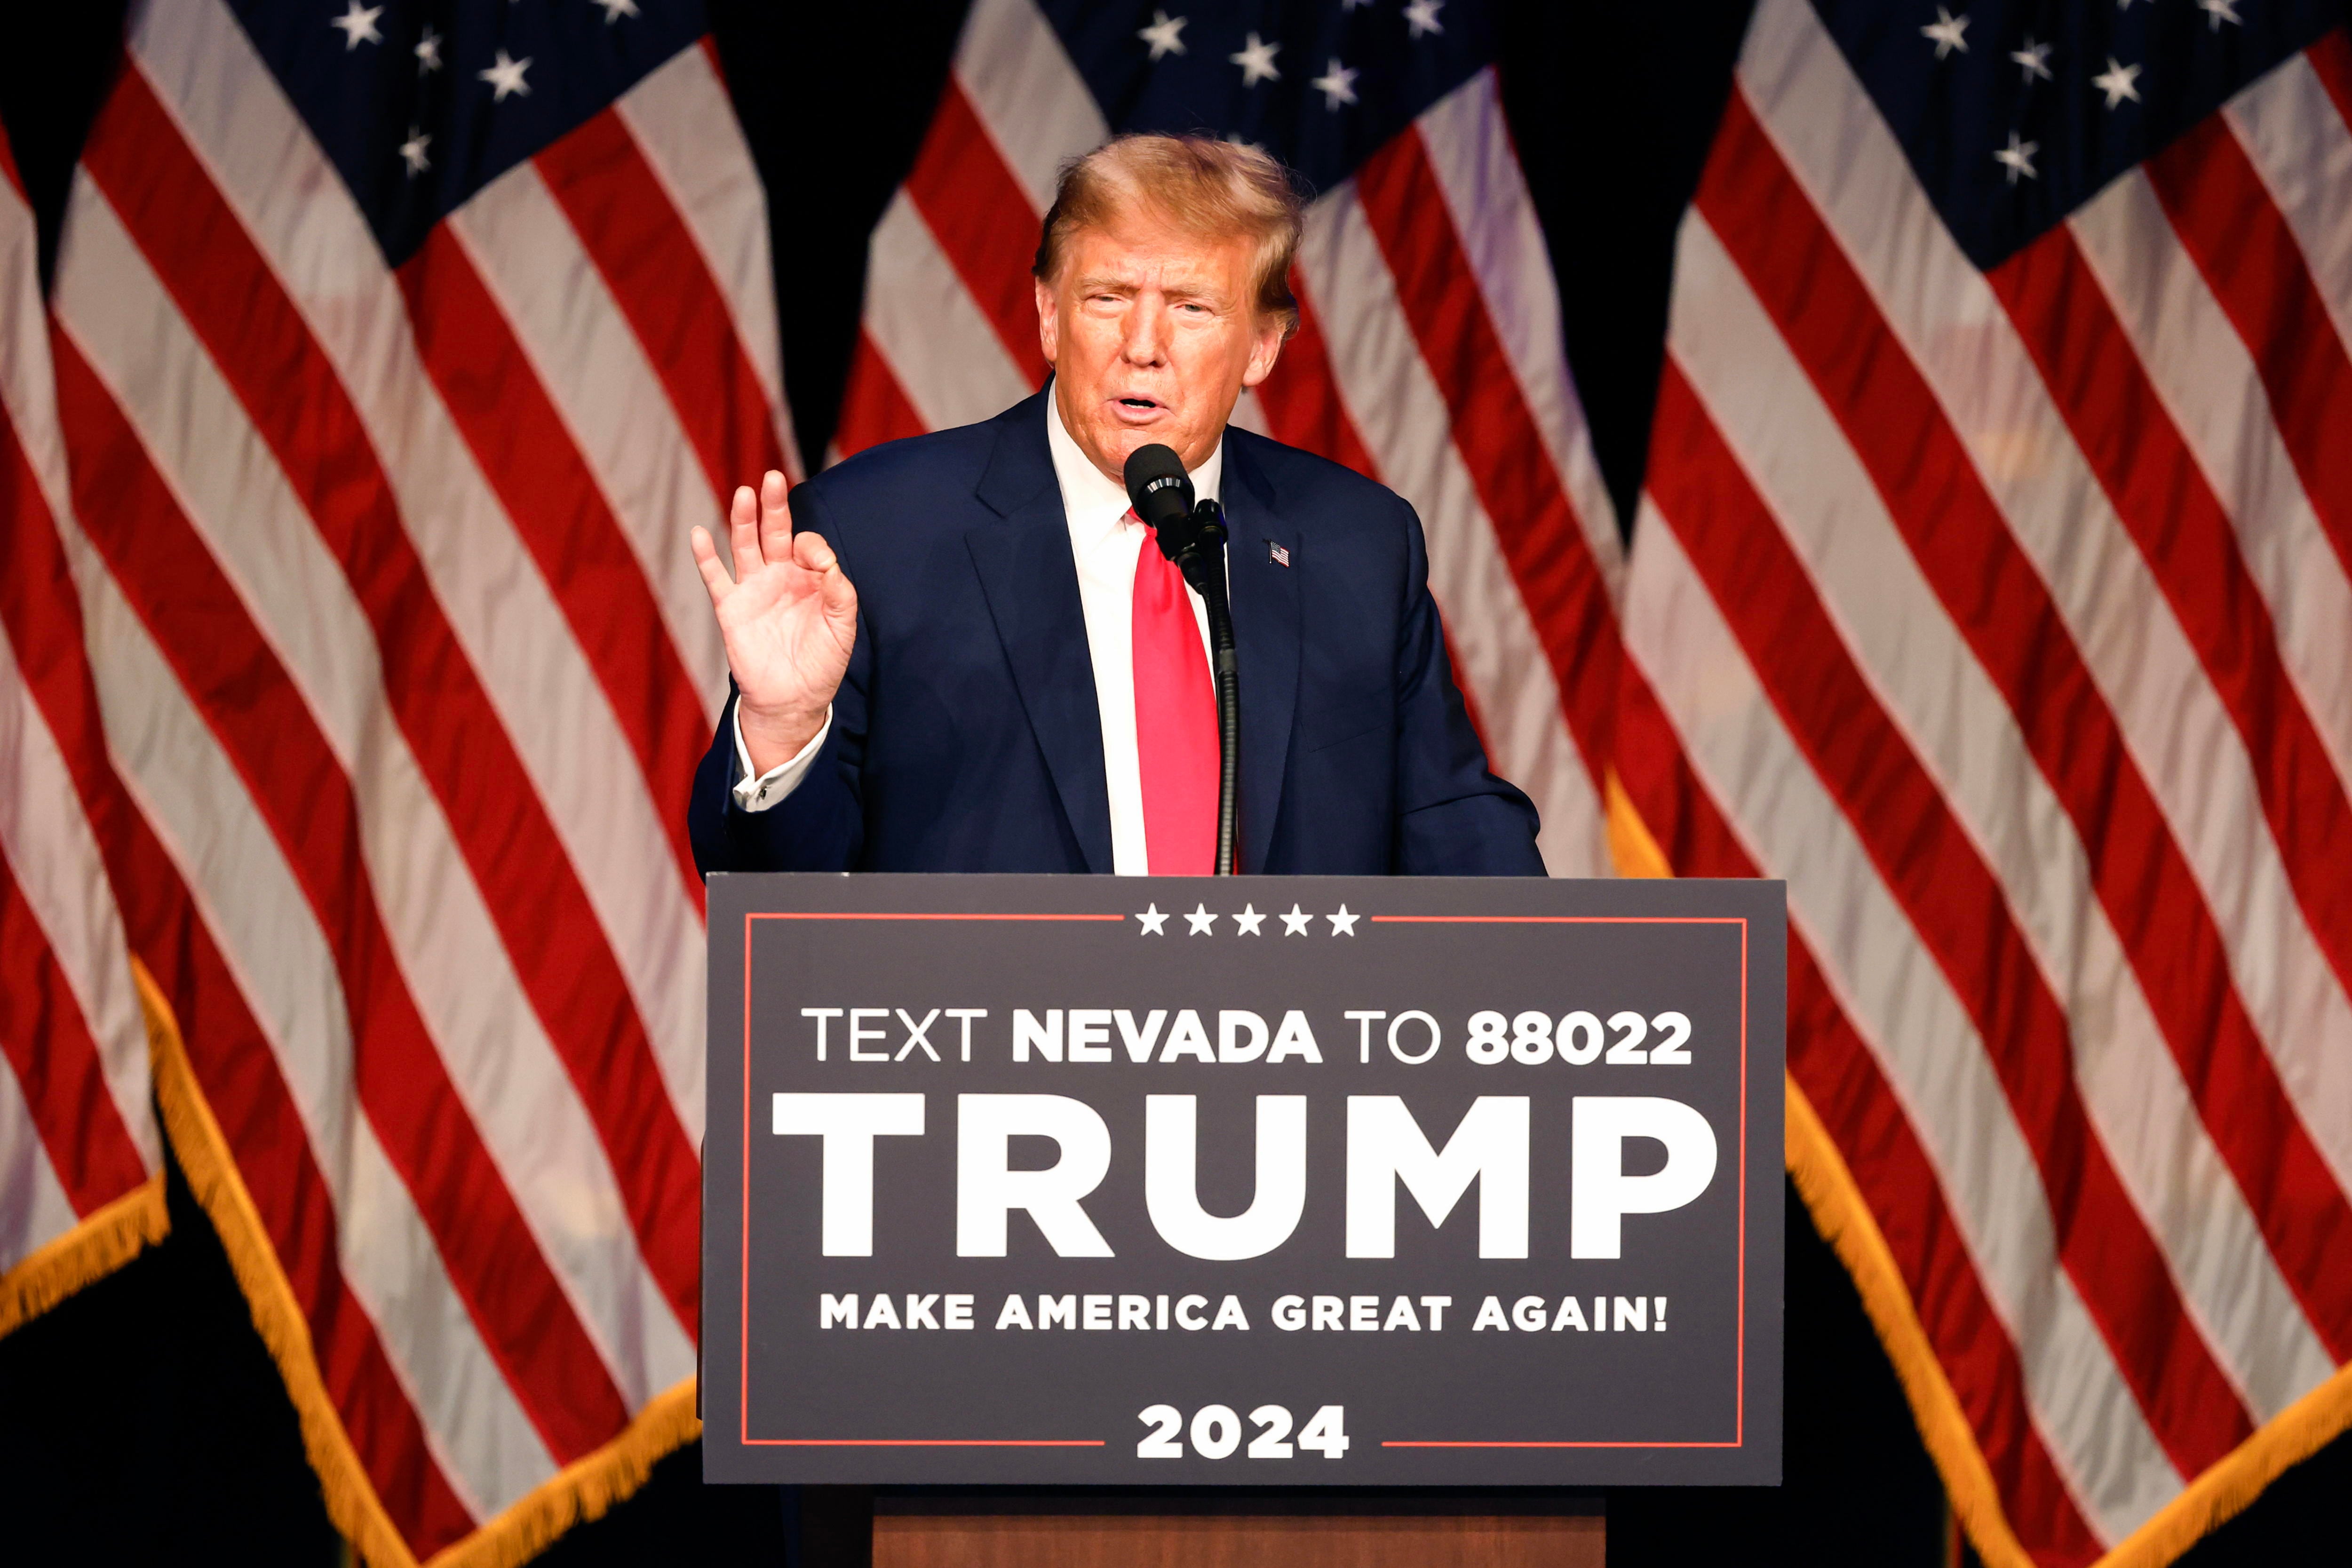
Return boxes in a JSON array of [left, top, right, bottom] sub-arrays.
[[1120, 295, 1169, 368]]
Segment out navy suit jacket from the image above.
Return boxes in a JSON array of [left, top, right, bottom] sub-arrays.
[[688, 390, 1543, 877]]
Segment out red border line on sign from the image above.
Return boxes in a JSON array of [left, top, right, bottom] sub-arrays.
[[1382, 1440, 1744, 1449], [746, 1439, 1107, 1448], [749, 912, 1126, 921], [1367, 915, 1748, 924], [739, 908, 1121, 1449], [1368, 914, 1752, 1452]]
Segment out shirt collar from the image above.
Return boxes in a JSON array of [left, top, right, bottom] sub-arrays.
[[1046, 383, 1224, 550]]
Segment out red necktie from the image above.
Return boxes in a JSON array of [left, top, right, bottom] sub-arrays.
[[1129, 512, 1219, 873]]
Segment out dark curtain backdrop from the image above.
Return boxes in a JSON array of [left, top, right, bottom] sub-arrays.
[[1, 4, 2343, 1564]]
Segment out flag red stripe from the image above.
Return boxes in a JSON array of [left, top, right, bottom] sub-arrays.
[[1245, 294, 1489, 754], [0, 860, 146, 1211], [1989, 225, 2352, 1353], [120, 809, 481, 1552], [52, 331, 633, 1463], [899, 78, 1050, 390], [1442, 625, 1491, 757], [1611, 670, 2104, 1565], [4, 364, 477, 1544], [2146, 114, 2352, 590], [1252, 282, 1381, 482], [833, 333, 930, 462], [397, 228, 708, 904], [533, 106, 791, 498], [1702, 84, 2352, 1372], [0, 409, 149, 1211], [1652, 358, 2253, 1474], [85, 72, 705, 1339], [1351, 129, 1618, 791], [1782, 939, 2103, 1568]]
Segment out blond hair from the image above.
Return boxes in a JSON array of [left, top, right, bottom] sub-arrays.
[[1033, 134, 1304, 338]]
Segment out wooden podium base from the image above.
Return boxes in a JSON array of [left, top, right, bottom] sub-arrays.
[[867, 1494, 1605, 1568]]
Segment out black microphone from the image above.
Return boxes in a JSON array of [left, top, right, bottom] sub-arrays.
[[1122, 443, 1240, 876], [1124, 441, 1194, 533]]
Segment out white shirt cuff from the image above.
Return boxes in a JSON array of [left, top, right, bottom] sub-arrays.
[[731, 704, 832, 813]]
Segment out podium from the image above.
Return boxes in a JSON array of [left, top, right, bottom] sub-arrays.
[[705, 874, 1783, 1559]]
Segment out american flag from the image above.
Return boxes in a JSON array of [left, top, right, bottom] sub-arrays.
[[0, 124, 167, 1340], [24, 0, 794, 1560], [834, 0, 1627, 877], [1614, 1, 2352, 1563]]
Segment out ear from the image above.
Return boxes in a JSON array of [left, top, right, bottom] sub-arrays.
[[1239, 314, 1287, 390], [1035, 278, 1060, 367]]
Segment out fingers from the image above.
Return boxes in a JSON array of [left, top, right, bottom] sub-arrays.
[[795, 529, 859, 627], [728, 482, 762, 583], [758, 470, 791, 565], [790, 527, 839, 575], [689, 525, 732, 608]]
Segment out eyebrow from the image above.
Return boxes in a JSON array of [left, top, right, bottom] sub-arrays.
[[1070, 273, 1229, 305]]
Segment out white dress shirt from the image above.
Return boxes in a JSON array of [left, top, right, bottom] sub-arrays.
[[732, 395, 1220, 875]]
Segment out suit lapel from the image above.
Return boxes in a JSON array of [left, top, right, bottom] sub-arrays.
[[968, 394, 1115, 873], [1218, 438, 1302, 874]]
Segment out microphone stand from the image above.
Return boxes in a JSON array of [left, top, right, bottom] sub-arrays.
[[1160, 499, 1239, 875]]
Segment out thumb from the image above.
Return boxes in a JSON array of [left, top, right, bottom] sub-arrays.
[[820, 557, 858, 621]]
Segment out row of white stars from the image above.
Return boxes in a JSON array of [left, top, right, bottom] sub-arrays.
[[336, 0, 639, 55], [1135, 902, 1360, 936], [339, 0, 644, 175], [1918, 0, 2241, 187], [1137, 5, 1444, 111], [1923, 0, 2240, 62]]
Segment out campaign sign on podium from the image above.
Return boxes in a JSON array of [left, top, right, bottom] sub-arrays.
[[703, 874, 1783, 1485]]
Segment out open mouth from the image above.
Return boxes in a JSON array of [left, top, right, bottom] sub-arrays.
[[1112, 395, 1165, 416]]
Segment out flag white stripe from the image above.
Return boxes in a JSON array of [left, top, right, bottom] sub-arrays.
[[2224, 54, 2352, 351], [863, 191, 1035, 433], [0, 629, 157, 1172], [0, 184, 72, 523], [2067, 168, 2352, 795], [448, 157, 731, 722], [1296, 183, 1606, 876], [953, 0, 1108, 211], [1624, 510, 2180, 1542], [52, 189, 693, 1401], [613, 44, 801, 475], [1672, 210, 2337, 1420], [1738, 0, 2352, 1195], [1413, 70, 1622, 583], [133, 6, 712, 1141], [51, 509, 549, 1517], [0, 1072, 81, 1276]]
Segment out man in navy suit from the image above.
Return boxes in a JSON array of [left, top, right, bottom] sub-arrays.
[[687, 135, 1541, 877]]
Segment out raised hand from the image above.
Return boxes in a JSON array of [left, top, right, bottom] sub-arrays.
[[690, 470, 858, 775]]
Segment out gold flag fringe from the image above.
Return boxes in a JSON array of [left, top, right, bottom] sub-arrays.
[[2095, 1362, 2352, 1568], [1784, 1079, 2036, 1568], [426, 1383, 700, 1568], [1601, 776, 2352, 1568], [0, 1169, 167, 1338], [133, 957, 702, 1568]]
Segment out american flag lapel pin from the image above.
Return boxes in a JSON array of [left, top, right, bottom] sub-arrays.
[[1268, 541, 1291, 567]]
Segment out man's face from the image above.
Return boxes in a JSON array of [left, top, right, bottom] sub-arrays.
[[1037, 212, 1287, 484]]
